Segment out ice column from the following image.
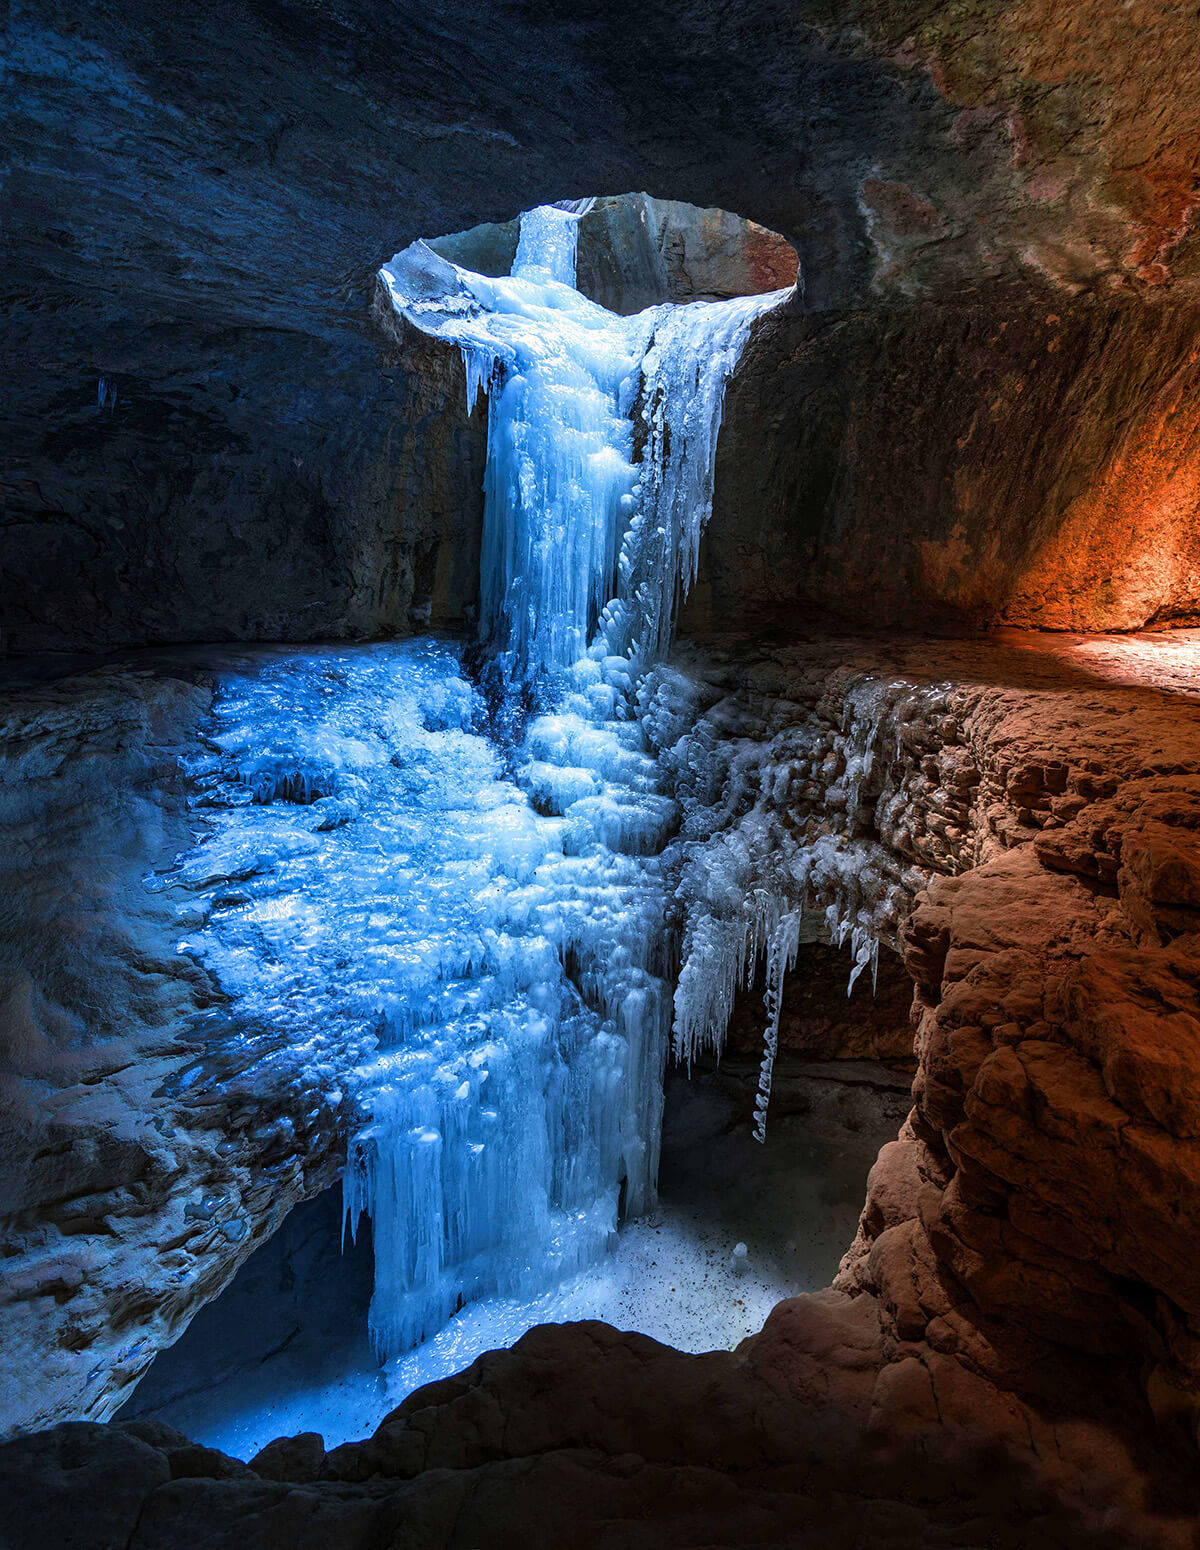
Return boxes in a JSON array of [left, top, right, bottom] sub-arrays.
[[597, 292, 781, 673], [381, 206, 789, 693]]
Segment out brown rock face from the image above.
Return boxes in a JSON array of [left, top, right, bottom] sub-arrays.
[[3, 1300, 1197, 1548], [831, 640, 1200, 1451], [698, 299, 1200, 634], [649, 627, 1200, 1457]]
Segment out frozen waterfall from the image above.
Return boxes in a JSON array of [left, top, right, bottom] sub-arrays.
[[380, 207, 788, 697], [307, 206, 790, 1357]]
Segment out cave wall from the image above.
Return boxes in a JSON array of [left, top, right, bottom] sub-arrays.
[[0, 659, 354, 1434], [694, 296, 1200, 635], [5, 0, 1199, 653], [3, 320, 485, 654], [659, 630, 1200, 1446]]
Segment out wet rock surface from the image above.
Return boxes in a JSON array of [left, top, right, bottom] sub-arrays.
[[700, 297, 1200, 634]]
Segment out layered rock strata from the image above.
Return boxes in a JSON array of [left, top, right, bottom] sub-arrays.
[[838, 780, 1200, 1448], [649, 627, 1200, 1445]]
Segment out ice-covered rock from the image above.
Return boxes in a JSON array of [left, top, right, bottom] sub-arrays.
[[640, 656, 960, 1136]]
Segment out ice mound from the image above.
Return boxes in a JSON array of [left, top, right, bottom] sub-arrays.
[[163, 641, 671, 1357]]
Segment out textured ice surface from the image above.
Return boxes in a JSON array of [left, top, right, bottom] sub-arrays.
[[641, 664, 943, 1137], [380, 206, 788, 694], [166, 641, 669, 1358]]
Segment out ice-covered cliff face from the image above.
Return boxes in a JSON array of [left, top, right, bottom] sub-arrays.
[[171, 641, 669, 1361]]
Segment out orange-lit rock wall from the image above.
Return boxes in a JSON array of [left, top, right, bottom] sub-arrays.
[[696, 299, 1200, 635]]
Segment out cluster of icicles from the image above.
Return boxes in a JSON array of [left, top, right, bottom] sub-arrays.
[[640, 668, 918, 1142], [380, 203, 784, 688]]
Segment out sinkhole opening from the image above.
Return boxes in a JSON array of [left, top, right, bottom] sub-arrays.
[[422, 192, 800, 316]]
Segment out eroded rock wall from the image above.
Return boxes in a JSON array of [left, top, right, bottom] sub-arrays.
[[3, 317, 485, 653], [645, 629, 1200, 1439], [839, 801, 1200, 1441], [818, 641, 1200, 1448], [695, 297, 1200, 634]]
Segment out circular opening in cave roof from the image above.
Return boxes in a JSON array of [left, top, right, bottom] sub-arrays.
[[419, 192, 799, 315]]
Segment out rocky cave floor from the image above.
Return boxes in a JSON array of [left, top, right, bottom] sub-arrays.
[[2, 624, 1199, 1547]]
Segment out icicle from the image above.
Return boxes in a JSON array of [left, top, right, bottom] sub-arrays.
[[645, 655, 950, 1093], [753, 910, 802, 1143]]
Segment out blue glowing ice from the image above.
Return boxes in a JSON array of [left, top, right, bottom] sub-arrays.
[[381, 204, 790, 692], [172, 203, 788, 1367]]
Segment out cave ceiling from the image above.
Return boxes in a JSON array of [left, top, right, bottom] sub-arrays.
[[4, 0, 1198, 649]]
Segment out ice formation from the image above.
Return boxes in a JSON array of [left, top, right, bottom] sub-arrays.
[[379, 206, 787, 694], [271, 205, 790, 1349], [164, 189, 942, 1387], [166, 190, 931, 1389], [640, 659, 949, 1139], [167, 642, 669, 1356]]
